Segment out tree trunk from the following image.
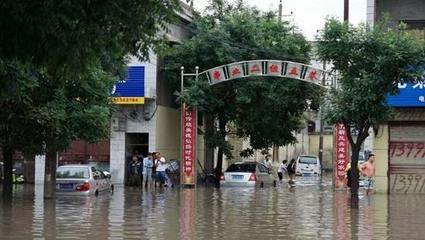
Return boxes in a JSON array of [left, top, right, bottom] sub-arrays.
[[350, 144, 361, 208], [214, 119, 226, 187], [2, 146, 13, 200], [44, 149, 57, 199], [204, 115, 215, 174]]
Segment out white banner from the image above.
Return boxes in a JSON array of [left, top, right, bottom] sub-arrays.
[[203, 60, 329, 87], [304, 67, 322, 84], [228, 63, 245, 79], [285, 62, 302, 79], [266, 61, 283, 76], [207, 66, 226, 84], [247, 61, 263, 75]]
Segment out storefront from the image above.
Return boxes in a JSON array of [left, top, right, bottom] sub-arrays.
[[386, 81, 425, 194]]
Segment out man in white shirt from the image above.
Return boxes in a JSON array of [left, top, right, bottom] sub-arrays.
[[277, 160, 288, 183], [155, 152, 167, 187], [264, 158, 273, 171]]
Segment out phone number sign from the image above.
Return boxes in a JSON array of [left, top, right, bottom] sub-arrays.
[[181, 103, 197, 186]]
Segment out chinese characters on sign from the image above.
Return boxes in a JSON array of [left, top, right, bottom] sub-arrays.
[[387, 82, 425, 107], [228, 63, 245, 79], [334, 123, 349, 189], [205, 60, 326, 87], [111, 66, 145, 105], [181, 103, 197, 185]]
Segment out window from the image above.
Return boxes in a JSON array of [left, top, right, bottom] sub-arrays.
[[299, 157, 318, 165], [56, 167, 89, 179], [258, 164, 269, 173], [226, 163, 256, 173]]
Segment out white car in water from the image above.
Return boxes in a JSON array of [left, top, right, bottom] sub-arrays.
[[296, 155, 321, 176], [56, 165, 114, 196], [220, 161, 277, 187]]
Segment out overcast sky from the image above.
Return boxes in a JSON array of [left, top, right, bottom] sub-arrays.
[[193, 0, 367, 40]]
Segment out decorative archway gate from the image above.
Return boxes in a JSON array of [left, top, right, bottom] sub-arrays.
[[180, 60, 334, 187]]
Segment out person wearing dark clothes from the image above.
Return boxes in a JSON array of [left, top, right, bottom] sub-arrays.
[[287, 158, 296, 185]]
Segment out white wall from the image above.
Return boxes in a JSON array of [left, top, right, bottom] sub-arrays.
[[110, 52, 158, 184]]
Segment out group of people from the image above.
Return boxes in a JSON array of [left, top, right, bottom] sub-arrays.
[[127, 151, 169, 188], [273, 153, 376, 191], [264, 158, 297, 185], [276, 159, 297, 185]]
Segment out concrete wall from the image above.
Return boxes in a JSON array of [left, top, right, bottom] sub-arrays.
[[155, 106, 181, 160], [373, 123, 389, 194], [110, 106, 157, 184], [309, 133, 334, 170], [155, 105, 206, 176], [375, 0, 425, 22]]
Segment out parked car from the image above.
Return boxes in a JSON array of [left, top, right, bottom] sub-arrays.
[[220, 161, 276, 187], [295, 155, 321, 176], [56, 165, 114, 196]]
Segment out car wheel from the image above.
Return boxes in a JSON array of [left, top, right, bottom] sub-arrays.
[[260, 182, 264, 188], [95, 190, 99, 196], [111, 184, 114, 192], [273, 180, 277, 187]]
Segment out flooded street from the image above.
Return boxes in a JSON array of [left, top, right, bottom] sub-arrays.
[[2, 175, 425, 239]]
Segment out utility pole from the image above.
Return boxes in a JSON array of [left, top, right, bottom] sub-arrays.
[[344, 0, 349, 22], [279, 0, 282, 22], [318, 61, 326, 173]]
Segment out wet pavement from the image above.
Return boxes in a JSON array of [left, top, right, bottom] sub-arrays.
[[1, 174, 425, 239]]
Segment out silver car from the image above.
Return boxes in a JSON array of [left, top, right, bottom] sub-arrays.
[[220, 161, 277, 187], [56, 165, 114, 196]]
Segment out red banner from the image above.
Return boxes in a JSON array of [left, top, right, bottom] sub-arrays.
[[181, 103, 197, 186], [334, 123, 349, 189]]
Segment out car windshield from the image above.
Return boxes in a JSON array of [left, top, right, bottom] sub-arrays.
[[299, 157, 317, 164], [56, 167, 89, 179], [226, 163, 256, 173]]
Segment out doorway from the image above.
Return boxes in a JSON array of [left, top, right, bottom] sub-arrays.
[[125, 133, 149, 185]]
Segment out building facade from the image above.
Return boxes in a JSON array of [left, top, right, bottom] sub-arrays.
[[368, 0, 425, 193], [109, 3, 194, 184]]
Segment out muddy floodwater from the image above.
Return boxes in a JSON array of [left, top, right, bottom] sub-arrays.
[[1, 174, 425, 239]]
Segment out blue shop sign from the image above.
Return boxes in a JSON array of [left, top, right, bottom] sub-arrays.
[[387, 82, 425, 107], [111, 66, 145, 104]]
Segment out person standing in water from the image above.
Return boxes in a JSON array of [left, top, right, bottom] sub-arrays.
[[287, 158, 296, 186], [360, 153, 376, 195]]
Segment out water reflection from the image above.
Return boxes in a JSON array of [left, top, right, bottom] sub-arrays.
[[180, 189, 196, 240], [1, 174, 425, 239]]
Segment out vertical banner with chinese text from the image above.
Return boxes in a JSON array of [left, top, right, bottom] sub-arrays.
[[334, 123, 349, 189], [181, 103, 197, 186]]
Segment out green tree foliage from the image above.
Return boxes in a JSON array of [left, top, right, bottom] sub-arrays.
[[165, 1, 321, 183], [317, 19, 424, 201], [0, 0, 178, 198]]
